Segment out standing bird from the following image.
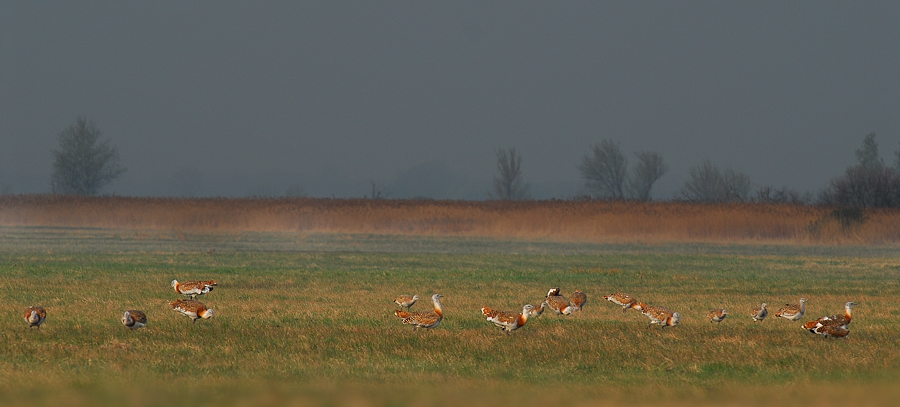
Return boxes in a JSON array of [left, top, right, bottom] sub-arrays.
[[121, 310, 148, 330], [170, 299, 215, 323], [570, 289, 587, 312], [171, 279, 217, 299], [545, 288, 576, 316], [804, 302, 856, 336], [24, 306, 46, 329], [393, 294, 420, 312], [708, 308, 727, 323], [482, 304, 535, 335], [528, 301, 550, 318], [750, 303, 768, 322], [603, 292, 639, 313], [394, 294, 444, 330], [775, 298, 807, 321], [635, 302, 680, 328]]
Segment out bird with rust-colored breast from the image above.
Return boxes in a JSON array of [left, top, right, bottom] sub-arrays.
[[603, 292, 639, 313], [804, 302, 855, 338], [545, 288, 576, 316], [482, 304, 535, 335], [635, 302, 680, 328], [394, 294, 444, 330], [24, 306, 46, 329], [170, 299, 215, 323], [171, 279, 217, 299]]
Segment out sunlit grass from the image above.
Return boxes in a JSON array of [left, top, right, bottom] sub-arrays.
[[1, 230, 899, 406]]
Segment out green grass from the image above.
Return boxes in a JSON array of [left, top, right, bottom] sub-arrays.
[[1, 227, 899, 406]]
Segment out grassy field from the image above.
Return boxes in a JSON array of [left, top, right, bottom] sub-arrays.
[[1, 227, 900, 406]]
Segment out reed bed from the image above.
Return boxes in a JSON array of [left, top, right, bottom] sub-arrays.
[[2, 195, 900, 245]]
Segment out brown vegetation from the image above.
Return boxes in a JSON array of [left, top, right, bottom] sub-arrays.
[[2, 195, 900, 244]]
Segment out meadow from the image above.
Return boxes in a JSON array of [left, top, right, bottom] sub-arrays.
[[1, 197, 900, 406]]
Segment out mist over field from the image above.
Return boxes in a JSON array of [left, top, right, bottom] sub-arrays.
[[2, 2, 899, 199]]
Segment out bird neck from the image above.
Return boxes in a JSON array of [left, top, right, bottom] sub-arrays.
[[433, 299, 443, 317]]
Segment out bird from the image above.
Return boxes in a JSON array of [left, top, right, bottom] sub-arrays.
[[393, 294, 420, 311], [545, 288, 576, 316], [750, 303, 768, 322], [635, 302, 680, 328], [810, 324, 850, 338], [170, 299, 215, 323], [394, 294, 443, 330], [482, 304, 535, 335], [603, 292, 638, 313], [708, 308, 727, 323], [804, 302, 856, 336], [24, 306, 46, 329], [570, 289, 587, 312], [171, 279, 217, 299], [775, 298, 807, 321], [528, 301, 550, 318], [121, 310, 148, 330]]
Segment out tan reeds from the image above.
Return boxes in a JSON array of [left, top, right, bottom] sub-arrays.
[[2, 195, 900, 244]]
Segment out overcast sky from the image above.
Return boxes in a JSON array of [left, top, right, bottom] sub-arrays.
[[2, 2, 898, 199]]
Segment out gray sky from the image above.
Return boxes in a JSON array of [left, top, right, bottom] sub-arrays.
[[2, 2, 899, 199]]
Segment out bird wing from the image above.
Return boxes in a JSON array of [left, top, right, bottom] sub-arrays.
[[127, 310, 148, 324], [571, 291, 587, 308], [486, 309, 520, 325], [407, 312, 440, 327], [546, 295, 571, 312]]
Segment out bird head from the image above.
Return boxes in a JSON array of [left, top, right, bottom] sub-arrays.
[[522, 304, 535, 314], [122, 311, 132, 325], [412, 295, 421, 301], [170, 280, 179, 288], [200, 309, 215, 319], [845, 302, 856, 310]]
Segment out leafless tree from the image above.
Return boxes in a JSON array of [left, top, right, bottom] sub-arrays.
[[680, 160, 751, 203], [490, 147, 530, 200], [753, 185, 811, 204], [627, 151, 668, 201], [856, 132, 882, 170], [578, 140, 627, 199], [50, 117, 126, 195]]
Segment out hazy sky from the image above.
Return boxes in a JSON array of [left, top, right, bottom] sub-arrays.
[[2, 2, 899, 199]]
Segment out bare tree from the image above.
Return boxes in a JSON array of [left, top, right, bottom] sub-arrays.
[[753, 185, 811, 204], [680, 160, 751, 203], [50, 117, 126, 195], [490, 147, 530, 200], [627, 151, 668, 201], [578, 140, 627, 199], [855, 132, 882, 170]]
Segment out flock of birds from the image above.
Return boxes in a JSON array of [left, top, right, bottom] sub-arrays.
[[392, 289, 856, 338], [23, 279, 219, 331], [21, 280, 855, 340]]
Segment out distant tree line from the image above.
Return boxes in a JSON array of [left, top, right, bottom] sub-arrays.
[[45, 117, 899, 208]]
